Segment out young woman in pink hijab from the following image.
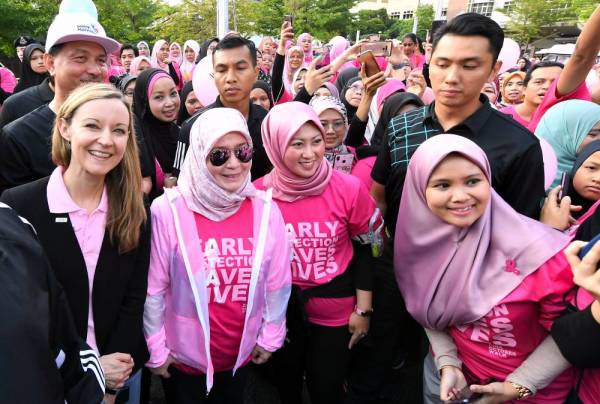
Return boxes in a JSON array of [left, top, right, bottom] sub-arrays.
[[395, 134, 575, 403], [145, 107, 291, 403], [169, 42, 183, 66], [255, 101, 382, 404], [298, 33, 313, 64], [151, 39, 183, 91]]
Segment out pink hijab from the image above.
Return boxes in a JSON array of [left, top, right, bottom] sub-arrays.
[[298, 33, 313, 64], [151, 40, 169, 70], [178, 108, 256, 221], [129, 56, 151, 77], [394, 134, 569, 330], [169, 42, 183, 66], [376, 79, 406, 110], [261, 102, 333, 202], [329, 36, 354, 72]]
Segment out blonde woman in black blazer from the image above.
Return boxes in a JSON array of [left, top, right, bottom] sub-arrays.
[[1, 84, 149, 404]]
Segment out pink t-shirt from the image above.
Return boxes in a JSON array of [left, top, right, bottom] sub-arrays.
[[499, 104, 529, 128], [193, 199, 253, 372], [572, 289, 599, 404], [500, 81, 591, 132], [351, 156, 376, 190], [47, 167, 107, 354], [448, 252, 574, 403], [255, 171, 380, 326], [409, 53, 425, 69]]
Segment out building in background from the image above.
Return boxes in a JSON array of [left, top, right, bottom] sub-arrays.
[[352, 0, 513, 26]]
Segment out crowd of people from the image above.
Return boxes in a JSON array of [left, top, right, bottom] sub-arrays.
[[2, 0, 600, 403]]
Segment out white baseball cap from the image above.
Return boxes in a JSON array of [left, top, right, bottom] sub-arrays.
[[45, 12, 120, 54]]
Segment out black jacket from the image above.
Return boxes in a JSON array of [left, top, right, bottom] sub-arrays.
[[0, 202, 105, 403], [1, 177, 151, 372]]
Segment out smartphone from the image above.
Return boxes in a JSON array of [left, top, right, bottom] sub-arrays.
[[316, 45, 331, 69], [358, 50, 380, 77], [334, 153, 354, 174], [446, 386, 483, 403], [359, 41, 393, 57], [557, 172, 568, 202], [578, 233, 600, 272], [283, 14, 293, 26]]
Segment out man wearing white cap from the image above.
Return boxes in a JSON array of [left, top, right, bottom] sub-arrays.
[[0, 5, 151, 195]]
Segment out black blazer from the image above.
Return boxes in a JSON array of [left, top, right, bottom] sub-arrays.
[[1, 176, 150, 371]]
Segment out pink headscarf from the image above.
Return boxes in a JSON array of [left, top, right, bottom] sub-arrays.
[[261, 102, 333, 202], [151, 40, 169, 71], [129, 56, 152, 77], [329, 36, 354, 72], [169, 42, 183, 66], [283, 46, 305, 94], [394, 134, 569, 330], [298, 33, 313, 64], [178, 108, 256, 221], [376, 79, 406, 110]]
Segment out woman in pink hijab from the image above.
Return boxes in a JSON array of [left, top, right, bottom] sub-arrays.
[[298, 33, 313, 64], [255, 101, 382, 404], [129, 56, 152, 77], [151, 39, 183, 91], [396, 134, 574, 403], [145, 108, 291, 403], [169, 42, 183, 66]]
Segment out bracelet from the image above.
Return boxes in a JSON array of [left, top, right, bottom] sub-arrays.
[[509, 382, 532, 400]]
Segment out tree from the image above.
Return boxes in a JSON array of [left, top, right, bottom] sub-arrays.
[[383, 5, 433, 40], [572, 0, 599, 20], [353, 9, 391, 38], [502, 0, 577, 49], [414, 4, 434, 41], [251, 0, 287, 37]]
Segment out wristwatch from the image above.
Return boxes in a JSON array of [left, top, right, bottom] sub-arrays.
[[354, 306, 374, 317], [509, 382, 533, 400]]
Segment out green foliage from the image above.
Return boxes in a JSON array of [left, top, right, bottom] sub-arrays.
[[383, 5, 433, 40], [502, 0, 578, 46], [353, 9, 390, 37], [572, 0, 599, 20]]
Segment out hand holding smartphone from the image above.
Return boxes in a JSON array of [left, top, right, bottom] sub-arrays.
[[283, 14, 293, 27], [358, 50, 380, 77]]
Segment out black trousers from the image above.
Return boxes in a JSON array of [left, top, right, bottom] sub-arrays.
[[346, 243, 428, 404], [263, 322, 353, 404], [161, 365, 249, 404]]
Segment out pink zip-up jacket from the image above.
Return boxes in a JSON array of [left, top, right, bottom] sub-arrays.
[[144, 187, 291, 391]]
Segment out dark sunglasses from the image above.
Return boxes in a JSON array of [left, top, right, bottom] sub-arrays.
[[208, 144, 253, 166]]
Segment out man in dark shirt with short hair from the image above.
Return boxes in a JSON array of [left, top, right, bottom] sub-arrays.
[[0, 77, 54, 128], [172, 36, 270, 180]]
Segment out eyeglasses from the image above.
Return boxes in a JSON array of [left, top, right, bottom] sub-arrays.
[[320, 120, 346, 131], [124, 90, 134, 97], [208, 144, 253, 166], [349, 84, 363, 93]]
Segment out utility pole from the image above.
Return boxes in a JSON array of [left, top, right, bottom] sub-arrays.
[[412, 0, 421, 34], [217, 0, 229, 38]]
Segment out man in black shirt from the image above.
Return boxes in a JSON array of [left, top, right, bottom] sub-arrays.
[[348, 14, 545, 404], [0, 12, 145, 194], [172, 36, 271, 180], [0, 77, 54, 128]]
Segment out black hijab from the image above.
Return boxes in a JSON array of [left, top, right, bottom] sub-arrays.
[[252, 80, 274, 110], [133, 68, 179, 172], [197, 37, 219, 62], [177, 80, 194, 125], [13, 43, 47, 93], [357, 92, 424, 159], [341, 77, 361, 121], [335, 66, 359, 93], [566, 141, 600, 226]]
